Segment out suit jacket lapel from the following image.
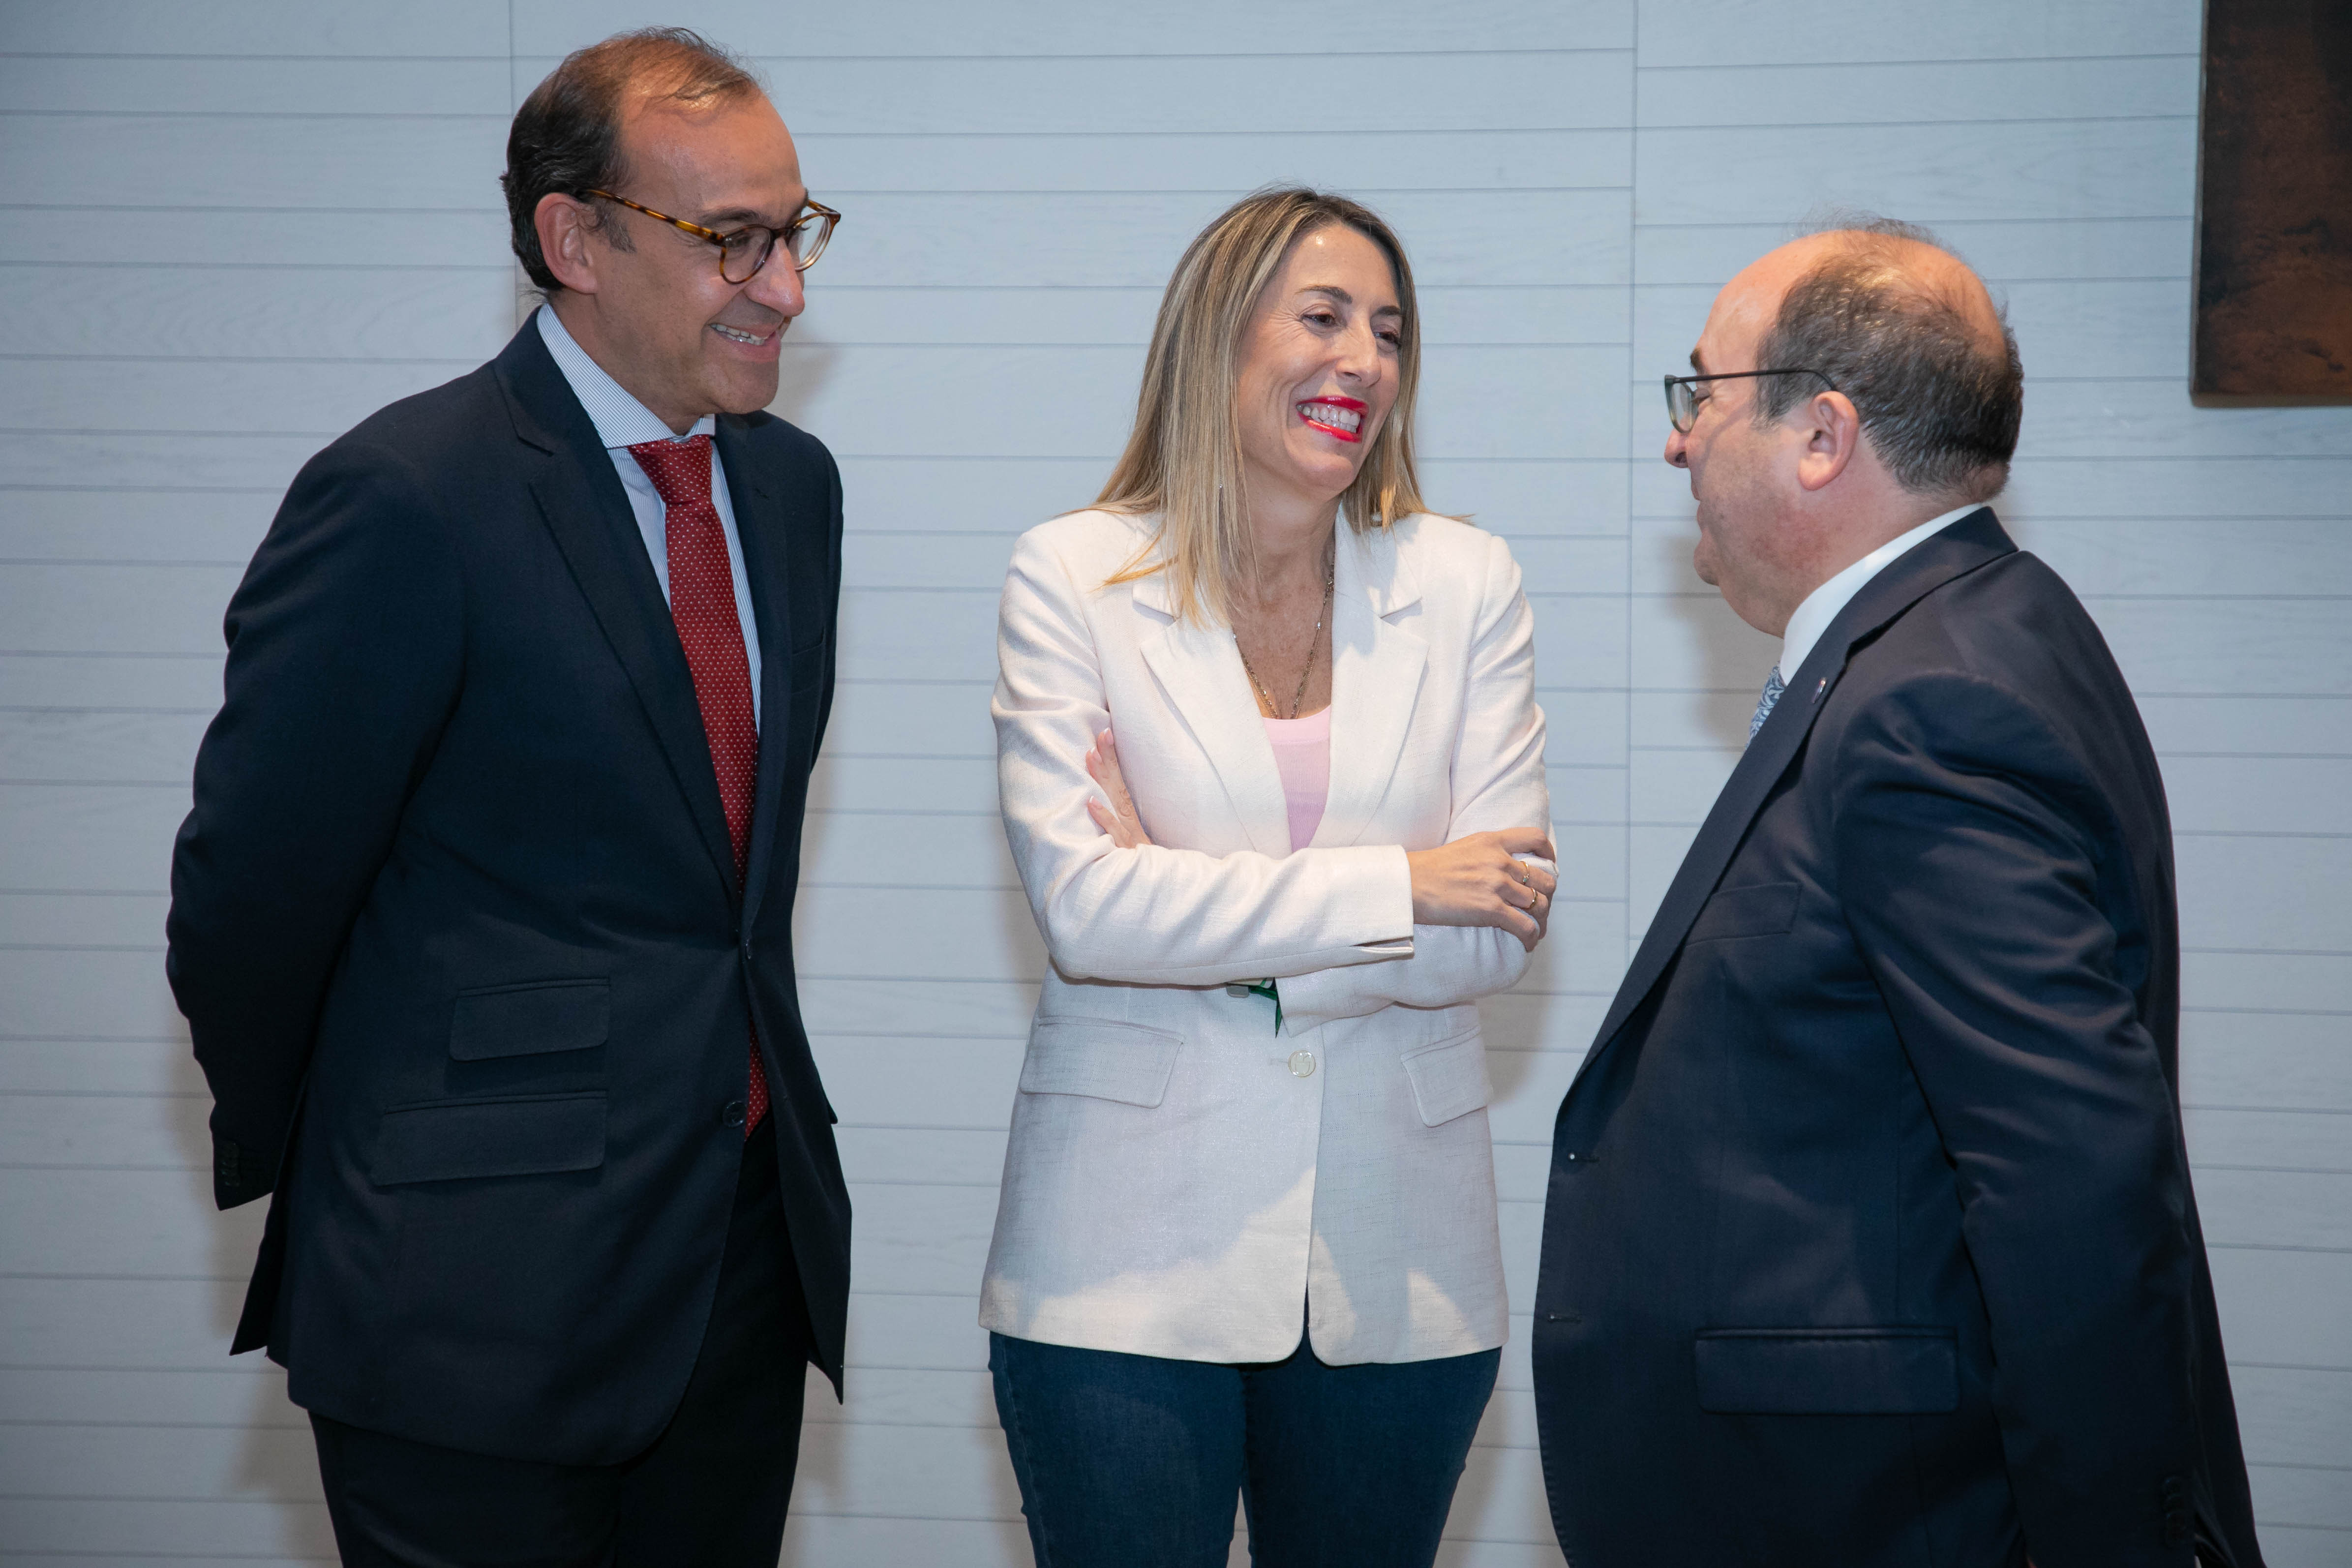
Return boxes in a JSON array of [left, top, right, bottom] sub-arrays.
[[1571, 509, 2016, 1088], [1315, 526, 1426, 847], [494, 325, 740, 901], [1132, 568, 1292, 858], [717, 417, 796, 932]]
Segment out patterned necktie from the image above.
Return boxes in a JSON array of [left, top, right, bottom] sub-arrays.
[[1749, 666, 1786, 742], [628, 435, 768, 1136]]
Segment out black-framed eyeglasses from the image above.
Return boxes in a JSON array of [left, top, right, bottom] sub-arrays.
[[1663, 368, 1836, 433], [582, 189, 842, 282]]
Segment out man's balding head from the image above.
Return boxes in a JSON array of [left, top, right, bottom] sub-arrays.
[[1668, 217, 2023, 637], [504, 29, 766, 295], [1740, 222, 2021, 502]]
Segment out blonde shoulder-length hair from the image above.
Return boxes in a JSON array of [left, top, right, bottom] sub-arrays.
[[1097, 187, 1433, 626]]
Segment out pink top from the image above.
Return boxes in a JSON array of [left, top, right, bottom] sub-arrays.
[[1262, 707, 1331, 854]]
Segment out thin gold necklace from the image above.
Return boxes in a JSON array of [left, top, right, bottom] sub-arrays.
[[1237, 541, 1336, 721]]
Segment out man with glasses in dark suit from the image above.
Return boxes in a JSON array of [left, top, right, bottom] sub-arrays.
[[1532, 219, 2263, 1568], [167, 29, 847, 1563]]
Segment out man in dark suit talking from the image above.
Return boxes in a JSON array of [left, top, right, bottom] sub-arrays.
[[166, 30, 847, 1563], [1532, 220, 2263, 1568]]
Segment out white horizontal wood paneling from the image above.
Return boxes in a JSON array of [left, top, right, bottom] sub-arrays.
[[0, 213, 512, 267], [511, 0, 1636, 59], [4, 1, 505, 57], [2182, 952, 2352, 1013], [1635, 119, 2197, 227], [769, 285, 1631, 350], [1, 360, 476, 436], [3, 1, 2341, 1565], [1632, 0, 2200, 68], [788, 133, 1631, 195], [0, 57, 512, 115], [0, 491, 273, 563], [0, 267, 516, 363], [0, 432, 324, 494], [0, 1503, 335, 1561], [1634, 55, 2199, 127], [597, 52, 1639, 136], [0, 117, 511, 210], [803, 189, 1632, 290]]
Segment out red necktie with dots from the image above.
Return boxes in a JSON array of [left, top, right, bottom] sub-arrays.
[[628, 435, 768, 1136]]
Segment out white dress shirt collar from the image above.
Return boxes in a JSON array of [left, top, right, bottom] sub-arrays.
[[1776, 503, 1985, 681], [535, 304, 716, 450]]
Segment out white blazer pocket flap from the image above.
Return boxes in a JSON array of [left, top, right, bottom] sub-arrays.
[[1400, 1027, 1491, 1126], [1020, 1019, 1183, 1108]]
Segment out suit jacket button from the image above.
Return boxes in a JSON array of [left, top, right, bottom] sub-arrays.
[[722, 1099, 747, 1129], [1288, 1050, 1316, 1078]]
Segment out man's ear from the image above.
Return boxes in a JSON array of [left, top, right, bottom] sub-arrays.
[[1794, 389, 1861, 493], [535, 193, 603, 296]]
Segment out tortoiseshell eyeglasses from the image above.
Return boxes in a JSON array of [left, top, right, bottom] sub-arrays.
[[582, 189, 841, 282]]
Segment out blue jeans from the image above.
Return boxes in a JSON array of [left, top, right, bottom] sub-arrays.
[[989, 1327, 1500, 1568]]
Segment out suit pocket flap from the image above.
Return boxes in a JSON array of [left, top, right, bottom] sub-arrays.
[[1019, 1020, 1181, 1108], [1695, 1327, 1957, 1414], [449, 979, 609, 1061], [372, 1094, 606, 1186], [1688, 881, 1801, 943], [1400, 1026, 1491, 1126]]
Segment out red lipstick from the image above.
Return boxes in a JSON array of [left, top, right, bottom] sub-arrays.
[[1297, 395, 1368, 443]]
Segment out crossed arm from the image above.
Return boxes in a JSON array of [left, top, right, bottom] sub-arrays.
[[993, 524, 1555, 1022], [1086, 729, 1554, 946]]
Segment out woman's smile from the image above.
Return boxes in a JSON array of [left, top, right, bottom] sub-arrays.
[[1297, 395, 1367, 442]]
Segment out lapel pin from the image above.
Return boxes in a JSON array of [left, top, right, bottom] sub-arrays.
[[1812, 677, 1829, 702]]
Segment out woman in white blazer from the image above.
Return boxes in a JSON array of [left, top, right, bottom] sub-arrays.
[[983, 189, 1556, 1568]]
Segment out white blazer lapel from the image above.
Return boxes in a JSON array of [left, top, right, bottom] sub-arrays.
[[1132, 571, 1293, 858], [1316, 526, 1426, 848]]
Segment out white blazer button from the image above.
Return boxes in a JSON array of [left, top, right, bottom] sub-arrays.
[[1288, 1050, 1316, 1078]]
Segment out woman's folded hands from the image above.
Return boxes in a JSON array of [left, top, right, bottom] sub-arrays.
[[1404, 828, 1554, 951]]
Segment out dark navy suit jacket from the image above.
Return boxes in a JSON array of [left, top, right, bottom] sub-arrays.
[[1533, 512, 2262, 1568], [166, 321, 849, 1465]]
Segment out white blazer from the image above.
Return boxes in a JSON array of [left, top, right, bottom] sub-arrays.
[[980, 508, 1553, 1366]]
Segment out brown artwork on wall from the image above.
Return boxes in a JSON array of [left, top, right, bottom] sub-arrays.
[[2192, 0, 2352, 404]]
